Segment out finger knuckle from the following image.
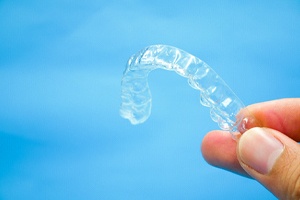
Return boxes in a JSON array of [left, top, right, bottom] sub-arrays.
[[288, 173, 300, 199], [285, 150, 300, 199]]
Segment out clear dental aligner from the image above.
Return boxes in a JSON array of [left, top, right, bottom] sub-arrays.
[[120, 45, 249, 134]]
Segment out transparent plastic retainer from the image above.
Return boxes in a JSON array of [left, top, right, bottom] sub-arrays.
[[120, 45, 256, 139]]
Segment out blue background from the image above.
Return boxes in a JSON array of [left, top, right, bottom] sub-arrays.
[[0, 0, 299, 199]]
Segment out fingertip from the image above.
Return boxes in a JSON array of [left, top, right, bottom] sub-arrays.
[[201, 130, 250, 177], [201, 130, 235, 164], [236, 127, 300, 199], [201, 130, 226, 162], [245, 98, 300, 140]]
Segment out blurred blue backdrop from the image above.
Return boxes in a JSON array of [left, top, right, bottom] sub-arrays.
[[0, 0, 299, 199]]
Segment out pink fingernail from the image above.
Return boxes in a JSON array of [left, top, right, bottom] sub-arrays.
[[238, 127, 284, 174]]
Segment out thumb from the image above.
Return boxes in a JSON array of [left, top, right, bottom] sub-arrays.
[[237, 127, 300, 199]]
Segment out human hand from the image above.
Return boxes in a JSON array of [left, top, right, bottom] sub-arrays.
[[201, 98, 300, 199]]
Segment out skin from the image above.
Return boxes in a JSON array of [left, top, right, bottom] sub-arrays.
[[201, 98, 300, 199]]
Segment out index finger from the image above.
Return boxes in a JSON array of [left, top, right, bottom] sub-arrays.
[[242, 98, 300, 141]]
